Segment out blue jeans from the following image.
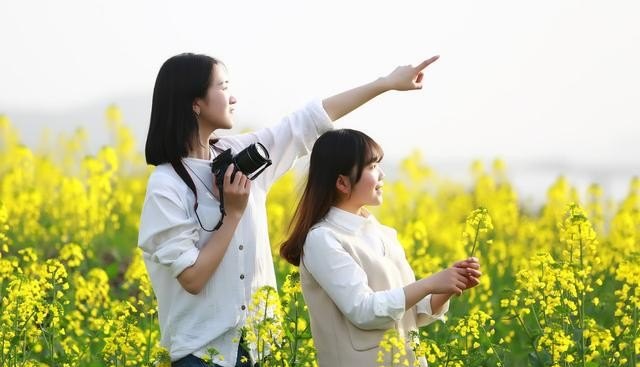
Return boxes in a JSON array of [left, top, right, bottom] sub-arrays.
[[171, 341, 255, 367]]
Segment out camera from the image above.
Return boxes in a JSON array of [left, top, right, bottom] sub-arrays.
[[208, 142, 272, 229], [210, 142, 272, 185]]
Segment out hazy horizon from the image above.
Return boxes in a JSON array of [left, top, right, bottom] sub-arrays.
[[3, 94, 636, 206]]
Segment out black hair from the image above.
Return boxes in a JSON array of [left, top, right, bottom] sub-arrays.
[[280, 129, 384, 265], [145, 53, 221, 165]]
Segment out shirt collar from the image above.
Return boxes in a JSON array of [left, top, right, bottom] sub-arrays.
[[325, 206, 376, 234]]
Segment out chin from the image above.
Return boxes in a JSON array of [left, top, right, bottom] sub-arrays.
[[370, 198, 383, 206], [375, 193, 384, 204], [218, 119, 234, 130]]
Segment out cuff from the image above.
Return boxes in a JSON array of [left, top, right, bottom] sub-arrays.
[[417, 294, 449, 322], [373, 288, 406, 321], [170, 246, 199, 278]]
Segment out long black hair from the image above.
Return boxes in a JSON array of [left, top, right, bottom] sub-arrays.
[[280, 129, 384, 266], [145, 53, 221, 166]]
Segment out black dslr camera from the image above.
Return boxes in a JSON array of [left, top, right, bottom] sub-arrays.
[[209, 142, 272, 229]]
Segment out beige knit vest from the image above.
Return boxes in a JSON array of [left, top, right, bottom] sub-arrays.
[[300, 219, 429, 367]]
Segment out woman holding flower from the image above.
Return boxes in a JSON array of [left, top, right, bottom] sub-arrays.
[[280, 129, 482, 367]]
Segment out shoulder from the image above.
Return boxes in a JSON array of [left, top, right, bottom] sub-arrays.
[[145, 164, 191, 201], [305, 224, 335, 243], [304, 224, 342, 250], [302, 225, 355, 268], [213, 135, 238, 150], [304, 222, 359, 253]]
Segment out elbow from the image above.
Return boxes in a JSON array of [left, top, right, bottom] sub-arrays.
[[344, 310, 394, 331], [182, 283, 203, 295], [340, 294, 399, 330], [351, 320, 381, 331], [417, 313, 446, 327], [177, 270, 204, 295], [351, 318, 394, 331]]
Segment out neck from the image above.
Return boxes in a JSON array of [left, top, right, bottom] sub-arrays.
[[334, 202, 367, 217], [188, 129, 215, 159]]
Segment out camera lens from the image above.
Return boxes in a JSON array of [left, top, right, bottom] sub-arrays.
[[236, 143, 270, 174], [253, 143, 269, 160]]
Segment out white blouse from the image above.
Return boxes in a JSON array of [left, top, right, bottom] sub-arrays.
[[138, 100, 333, 365], [302, 207, 449, 328]]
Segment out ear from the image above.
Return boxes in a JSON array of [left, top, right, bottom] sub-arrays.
[[335, 175, 351, 195], [192, 100, 201, 116]]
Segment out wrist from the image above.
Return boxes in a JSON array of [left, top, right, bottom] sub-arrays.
[[419, 278, 433, 295], [374, 76, 393, 93], [225, 211, 243, 221]]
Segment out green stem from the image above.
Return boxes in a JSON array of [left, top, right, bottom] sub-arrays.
[[260, 289, 271, 363], [290, 292, 299, 365], [480, 324, 504, 367], [632, 288, 637, 367], [515, 311, 543, 363], [11, 281, 22, 366], [443, 346, 451, 367], [530, 303, 544, 335], [145, 310, 152, 365], [578, 226, 585, 367], [48, 266, 60, 364], [121, 322, 131, 367], [469, 222, 481, 258], [541, 262, 549, 327]]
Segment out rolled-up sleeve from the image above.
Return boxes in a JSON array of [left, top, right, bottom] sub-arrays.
[[138, 186, 200, 278], [220, 99, 333, 189], [303, 228, 406, 330], [416, 294, 449, 327]]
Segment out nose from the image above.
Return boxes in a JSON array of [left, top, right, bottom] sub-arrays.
[[379, 167, 385, 180], [229, 95, 237, 105]]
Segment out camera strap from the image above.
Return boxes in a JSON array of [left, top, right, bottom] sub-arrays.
[[170, 159, 199, 211], [171, 142, 226, 232]]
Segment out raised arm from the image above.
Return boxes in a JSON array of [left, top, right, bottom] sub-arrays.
[[322, 55, 439, 121]]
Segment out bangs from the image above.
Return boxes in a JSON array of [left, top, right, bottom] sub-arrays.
[[349, 131, 383, 183], [363, 136, 384, 165]]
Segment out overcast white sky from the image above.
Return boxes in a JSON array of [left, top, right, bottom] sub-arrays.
[[1, 0, 638, 200]]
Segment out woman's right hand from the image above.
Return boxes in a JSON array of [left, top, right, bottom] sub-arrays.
[[422, 267, 470, 296], [382, 56, 439, 91], [218, 165, 251, 218]]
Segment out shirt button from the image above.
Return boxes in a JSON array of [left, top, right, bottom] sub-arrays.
[[240, 274, 245, 280], [239, 244, 244, 250], [241, 305, 246, 311]]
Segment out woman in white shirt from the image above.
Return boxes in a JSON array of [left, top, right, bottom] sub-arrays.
[[139, 53, 440, 367], [280, 129, 482, 367]]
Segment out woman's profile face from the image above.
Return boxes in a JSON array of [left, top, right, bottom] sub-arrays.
[[195, 65, 237, 130], [344, 161, 385, 208]]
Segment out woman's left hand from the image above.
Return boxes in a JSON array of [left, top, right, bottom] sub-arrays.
[[382, 55, 440, 91], [452, 257, 482, 290]]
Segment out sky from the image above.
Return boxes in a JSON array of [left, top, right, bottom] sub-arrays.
[[1, 0, 638, 201]]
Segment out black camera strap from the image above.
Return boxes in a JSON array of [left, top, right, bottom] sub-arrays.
[[170, 159, 197, 210], [171, 142, 227, 232]]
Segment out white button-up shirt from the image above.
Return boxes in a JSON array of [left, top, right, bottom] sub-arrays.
[[138, 100, 333, 365], [303, 207, 449, 328]]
